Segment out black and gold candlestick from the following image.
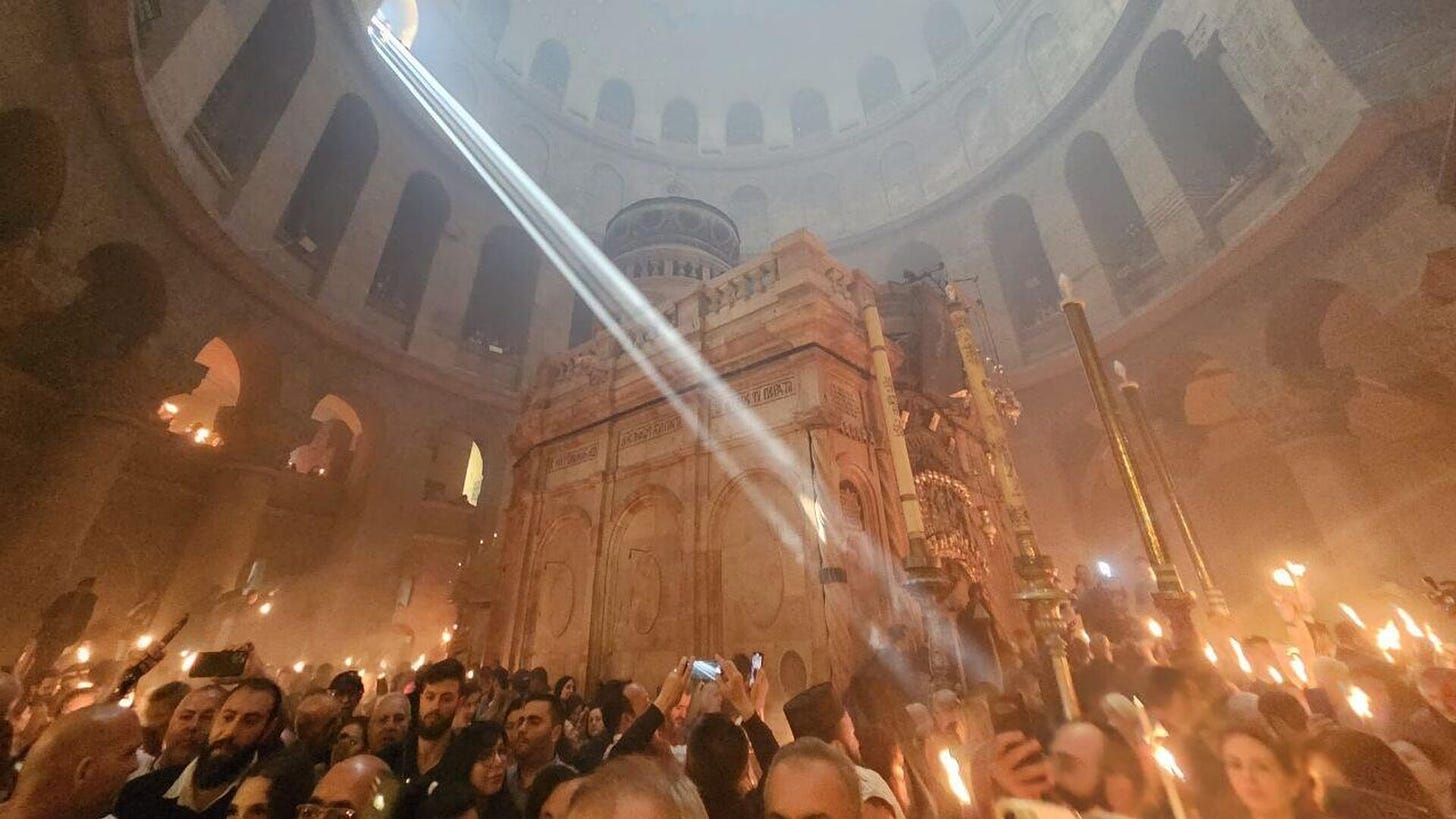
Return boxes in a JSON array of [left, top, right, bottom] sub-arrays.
[[947, 284, 1079, 721], [1114, 360, 1229, 619], [1058, 277, 1199, 650]]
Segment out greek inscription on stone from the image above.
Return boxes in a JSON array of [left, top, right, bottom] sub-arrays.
[[711, 376, 797, 416], [619, 417, 680, 449], [829, 383, 862, 421], [549, 443, 599, 471]]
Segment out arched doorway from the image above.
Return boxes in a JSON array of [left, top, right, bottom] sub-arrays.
[[599, 488, 686, 681]]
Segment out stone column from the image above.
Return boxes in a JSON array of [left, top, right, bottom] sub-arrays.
[[1260, 369, 1408, 582]]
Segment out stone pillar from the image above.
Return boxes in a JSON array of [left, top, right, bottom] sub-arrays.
[[1260, 370, 1407, 583]]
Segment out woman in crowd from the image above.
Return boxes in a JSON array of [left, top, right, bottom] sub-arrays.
[[1220, 722, 1320, 819], [1306, 728, 1444, 818], [458, 721, 519, 818]]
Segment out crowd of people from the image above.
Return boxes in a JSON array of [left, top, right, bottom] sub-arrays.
[[4, 569, 1456, 818]]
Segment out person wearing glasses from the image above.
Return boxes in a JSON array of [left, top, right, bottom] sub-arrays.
[[295, 755, 398, 819]]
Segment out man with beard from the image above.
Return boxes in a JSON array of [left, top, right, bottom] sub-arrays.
[[390, 659, 465, 787], [116, 678, 284, 819], [367, 692, 411, 754], [505, 693, 576, 812], [135, 685, 227, 777], [1046, 721, 1143, 815]]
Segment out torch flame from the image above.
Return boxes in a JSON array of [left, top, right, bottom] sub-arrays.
[[1271, 568, 1295, 588], [1347, 685, 1373, 721], [1266, 666, 1285, 685], [1339, 603, 1368, 630], [1288, 652, 1309, 687], [1396, 607, 1423, 639], [1427, 624, 1445, 655], [412, 654, 426, 671], [1229, 638, 1253, 675], [292, 660, 306, 673], [938, 748, 973, 805], [1287, 561, 1307, 578], [75, 644, 91, 665], [1147, 619, 1165, 640], [1152, 744, 1186, 781], [135, 634, 153, 651], [1377, 620, 1402, 656], [1204, 642, 1218, 664]]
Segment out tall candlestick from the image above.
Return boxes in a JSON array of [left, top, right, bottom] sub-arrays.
[[1113, 360, 1228, 619], [947, 283, 1078, 721], [1058, 277, 1198, 650]]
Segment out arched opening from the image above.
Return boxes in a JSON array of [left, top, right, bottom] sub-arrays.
[[660, 98, 699, 146], [801, 173, 842, 236], [0, 108, 65, 245], [1292, 0, 1456, 102], [925, 2, 971, 70], [191, 0, 315, 183], [985, 195, 1058, 335], [482, 0, 510, 48], [1064, 132, 1161, 306], [790, 89, 830, 143], [528, 40, 570, 101], [369, 173, 450, 324], [888, 240, 944, 279], [462, 225, 540, 353], [725, 101, 764, 146], [858, 56, 903, 119], [880, 142, 921, 216], [278, 95, 378, 276], [289, 394, 364, 480], [425, 428, 484, 505], [600, 488, 687, 680], [378, 0, 419, 47], [595, 79, 635, 130], [728, 186, 770, 251], [1134, 31, 1272, 220], [157, 338, 241, 446], [8, 243, 166, 384]]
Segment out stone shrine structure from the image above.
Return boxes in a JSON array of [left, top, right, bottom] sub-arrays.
[[489, 198, 1024, 703]]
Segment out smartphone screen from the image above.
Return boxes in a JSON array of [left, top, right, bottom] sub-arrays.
[[189, 649, 250, 679], [750, 652, 762, 684], [690, 659, 722, 682]]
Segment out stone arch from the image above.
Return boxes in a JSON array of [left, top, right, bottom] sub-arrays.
[[599, 486, 686, 680], [1064, 132, 1160, 306], [279, 94, 378, 277], [528, 40, 570, 100], [1134, 31, 1272, 220], [790, 89, 831, 142], [525, 509, 594, 677], [379, 0, 419, 46], [880, 142, 921, 216], [159, 338, 241, 442], [192, 0, 315, 184], [728, 185, 771, 251], [462, 225, 540, 353], [660, 98, 699, 146], [0, 108, 65, 245], [725, 101, 765, 146], [801, 173, 842, 237], [368, 172, 450, 326], [289, 393, 367, 480], [595, 79, 635, 130], [925, 1, 971, 70], [710, 471, 806, 653], [1292, 0, 1456, 102], [424, 427, 483, 505], [857, 56, 903, 120], [985, 195, 1058, 336], [887, 240, 944, 279]]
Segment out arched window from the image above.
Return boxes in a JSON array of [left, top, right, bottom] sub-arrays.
[[802, 173, 842, 236], [725, 101, 764, 146], [289, 394, 364, 480], [857, 56, 903, 119], [790, 89, 831, 142], [595, 79, 635, 130], [661, 98, 699, 146], [0, 108, 64, 245], [482, 0, 511, 48], [278, 95, 378, 276], [728, 186, 770, 250], [528, 40, 570, 100], [568, 294, 597, 347], [369, 173, 449, 324], [925, 2, 971, 69], [462, 225, 540, 353], [425, 428, 484, 504], [159, 338, 241, 443], [880, 142, 921, 215], [192, 0, 315, 183], [1064, 132, 1160, 304], [1134, 31, 1272, 219], [985, 196, 1059, 334]]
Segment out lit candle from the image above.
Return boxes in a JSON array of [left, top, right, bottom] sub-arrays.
[[293, 660, 306, 673], [1203, 642, 1219, 664], [76, 643, 91, 665], [1377, 620, 1401, 662], [1096, 560, 1114, 579], [1426, 624, 1445, 657], [1286, 561, 1307, 578], [1147, 619, 1165, 640], [1339, 603, 1368, 630], [441, 629, 453, 644], [1347, 685, 1374, 723], [135, 634, 154, 651], [1395, 608, 1423, 639], [412, 654, 426, 671], [1058, 274, 1078, 304], [1133, 698, 1190, 819], [258, 602, 272, 616], [1266, 666, 1285, 685], [344, 656, 355, 667], [1271, 568, 1295, 588], [938, 748, 973, 807], [182, 653, 197, 672], [1229, 638, 1253, 675], [1288, 652, 1309, 687]]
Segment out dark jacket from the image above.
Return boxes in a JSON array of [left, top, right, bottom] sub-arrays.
[[114, 765, 231, 819]]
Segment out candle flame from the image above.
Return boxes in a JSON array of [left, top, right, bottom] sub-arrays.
[[1347, 685, 1373, 721], [1203, 642, 1218, 664], [1287, 561, 1307, 578], [1288, 652, 1309, 686], [1396, 607, 1423, 639], [938, 748, 973, 805], [441, 629, 453, 644], [1427, 624, 1445, 655], [258, 602, 272, 615], [1229, 638, 1253, 675], [1266, 666, 1285, 685], [76, 644, 91, 664], [412, 654, 426, 671], [1377, 620, 1402, 655], [1096, 560, 1113, 578], [135, 634, 153, 651], [182, 654, 197, 672], [344, 656, 355, 667], [1339, 603, 1368, 630], [1147, 619, 1165, 639], [1271, 568, 1295, 588], [292, 660, 306, 674], [1153, 744, 1186, 781], [1114, 360, 1129, 382]]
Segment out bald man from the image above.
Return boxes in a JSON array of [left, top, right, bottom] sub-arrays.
[[0, 704, 141, 819], [304, 755, 398, 819], [764, 739, 862, 819], [366, 692, 411, 753]]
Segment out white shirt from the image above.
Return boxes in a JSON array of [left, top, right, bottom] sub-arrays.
[[856, 764, 906, 819], [161, 754, 255, 812]]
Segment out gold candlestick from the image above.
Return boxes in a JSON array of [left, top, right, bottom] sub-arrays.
[[946, 283, 1079, 721], [1114, 361, 1229, 619], [1057, 277, 1198, 650]]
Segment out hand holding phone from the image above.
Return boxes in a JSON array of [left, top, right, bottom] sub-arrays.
[[189, 647, 253, 679], [689, 659, 722, 683]]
